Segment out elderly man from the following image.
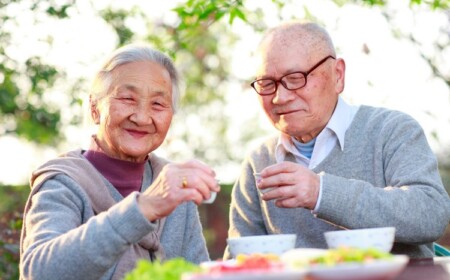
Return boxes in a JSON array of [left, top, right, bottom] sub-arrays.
[[226, 21, 450, 258]]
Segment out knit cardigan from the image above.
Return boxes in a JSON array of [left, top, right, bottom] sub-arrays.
[[20, 151, 209, 280], [227, 105, 450, 259]]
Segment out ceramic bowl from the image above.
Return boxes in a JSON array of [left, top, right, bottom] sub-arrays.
[[324, 227, 395, 252], [227, 234, 296, 258]]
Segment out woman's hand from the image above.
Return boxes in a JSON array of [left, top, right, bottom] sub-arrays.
[[257, 161, 320, 210], [137, 159, 220, 221]]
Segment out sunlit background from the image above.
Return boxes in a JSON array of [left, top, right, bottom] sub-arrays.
[[0, 0, 449, 186]]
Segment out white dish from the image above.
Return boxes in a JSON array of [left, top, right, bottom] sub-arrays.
[[183, 254, 408, 280], [182, 268, 306, 280], [306, 254, 409, 280]]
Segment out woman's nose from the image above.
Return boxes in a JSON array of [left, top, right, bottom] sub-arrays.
[[129, 105, 152, 125]]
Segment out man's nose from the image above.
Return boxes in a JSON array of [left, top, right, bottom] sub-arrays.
[[272, 82, 295, 104]]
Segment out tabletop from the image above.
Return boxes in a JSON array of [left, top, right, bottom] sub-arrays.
[[394, 257, 450, 280]]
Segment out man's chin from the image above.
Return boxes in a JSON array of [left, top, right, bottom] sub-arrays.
[[276, 127, 300, 137]]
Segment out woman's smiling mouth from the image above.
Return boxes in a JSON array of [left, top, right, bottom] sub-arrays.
[[126, 129, 149, 138]]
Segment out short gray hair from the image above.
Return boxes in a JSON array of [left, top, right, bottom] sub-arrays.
[[90, 43, 180, 111], [260, 21, 336, 57]]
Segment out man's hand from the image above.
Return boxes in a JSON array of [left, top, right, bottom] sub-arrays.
[[257, 161, 320, 209]]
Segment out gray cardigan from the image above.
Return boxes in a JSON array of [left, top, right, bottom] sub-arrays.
[[227, 105, 450, 258], [20, 152, 209, 280]]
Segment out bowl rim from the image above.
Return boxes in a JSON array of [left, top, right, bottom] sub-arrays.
[[324, 227, 395, 236], [227, 233, 297, 242]]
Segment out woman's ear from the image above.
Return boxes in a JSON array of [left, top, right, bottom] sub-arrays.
[[89, 95, 100, 124]]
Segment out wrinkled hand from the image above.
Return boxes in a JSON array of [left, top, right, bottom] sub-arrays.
[[138, 159, 220, 221], [257, 161, 320, 210]]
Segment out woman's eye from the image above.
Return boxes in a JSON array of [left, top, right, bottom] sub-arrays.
[[116, 96, 134, 102], [152, 100, 171, 109], [153, 101, 165, 107]]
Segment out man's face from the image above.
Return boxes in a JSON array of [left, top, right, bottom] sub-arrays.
[[92, 61, 173, 162], [254, 36, 345, 141]]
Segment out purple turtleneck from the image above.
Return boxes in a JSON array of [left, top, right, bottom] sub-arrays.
[[83, 150, 146, 198]]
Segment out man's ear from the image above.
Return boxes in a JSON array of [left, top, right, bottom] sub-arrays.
[[335, 58, 346, 94], [90, 96, 100, 124]]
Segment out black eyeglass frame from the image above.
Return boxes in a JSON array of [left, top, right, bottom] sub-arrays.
[[250, 55, 336, 95]]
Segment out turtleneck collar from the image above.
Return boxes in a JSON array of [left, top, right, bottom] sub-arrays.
[[83, 135, 146, 197]]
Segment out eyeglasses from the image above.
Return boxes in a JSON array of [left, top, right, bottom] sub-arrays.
[[250, 55, 336, 95]]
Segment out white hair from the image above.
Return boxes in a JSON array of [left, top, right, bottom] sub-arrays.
[[90, 43, 181, 112]]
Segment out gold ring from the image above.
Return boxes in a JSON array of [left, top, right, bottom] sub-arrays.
[[182, 176, 188, 188]]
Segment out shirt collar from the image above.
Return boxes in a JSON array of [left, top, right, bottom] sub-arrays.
[[326, 97, 355, 151], [275, 97, 358, 162]]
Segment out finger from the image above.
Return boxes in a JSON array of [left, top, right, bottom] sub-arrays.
[[180, 170, 220, 201], [261, 161, 298, 177], [262, 172, 297, 187], [275, 198, 295, 208], [180, 159, 216, 176], [186, 166, 220, 190], [180, 187, 204, 205], [261, 185, 292, 201]]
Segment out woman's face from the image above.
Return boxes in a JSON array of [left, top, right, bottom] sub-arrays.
[[92, 61, 173, 162]]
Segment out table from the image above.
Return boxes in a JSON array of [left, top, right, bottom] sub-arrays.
[[394, 257, 450, 280]]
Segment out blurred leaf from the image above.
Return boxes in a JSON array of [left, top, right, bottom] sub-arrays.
[[46, 4, 71, 18], [100, 8, 137, 46], [25, 57, 59, 96]]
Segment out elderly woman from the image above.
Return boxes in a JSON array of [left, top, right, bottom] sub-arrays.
[[19, 44, 220, 280]]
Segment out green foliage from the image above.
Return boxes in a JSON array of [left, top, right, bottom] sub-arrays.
[[173, 0, 247, 30], [0, 0, 69, 145], [0, 0, 446, 157], [100, 8, 137, 46], [335, 0, 449, 9], [45, 4, 71, 18], [408, 0, 449, 9], [0, 65, 20, 115], [124, 258, 200, 280], [0, 185, 28, 280], [0, 57, 62, 144]]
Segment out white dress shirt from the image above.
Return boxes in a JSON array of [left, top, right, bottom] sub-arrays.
[[274, 97, 360, 211]]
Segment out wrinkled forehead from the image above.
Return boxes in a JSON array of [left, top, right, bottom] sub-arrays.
[[254, 34, 307, 76], [254, 29, 330, 77]]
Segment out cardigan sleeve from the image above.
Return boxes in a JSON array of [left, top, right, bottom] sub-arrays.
[[317, 112, 450, 244], [20, 174, 156, 280]]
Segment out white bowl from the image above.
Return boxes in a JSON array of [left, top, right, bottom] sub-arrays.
[[227, 234, 296, 258], [324, 227, 395, 252]]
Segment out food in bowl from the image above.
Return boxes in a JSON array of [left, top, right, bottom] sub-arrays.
[[227, 234, 296, 258], [207, 253, 283, 273], [281, 247, 394, 270], [281, 248, 328, 268], [324, 227, 395, 252], [310, 247, 394, 266], [182, 253, 306, 280]]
